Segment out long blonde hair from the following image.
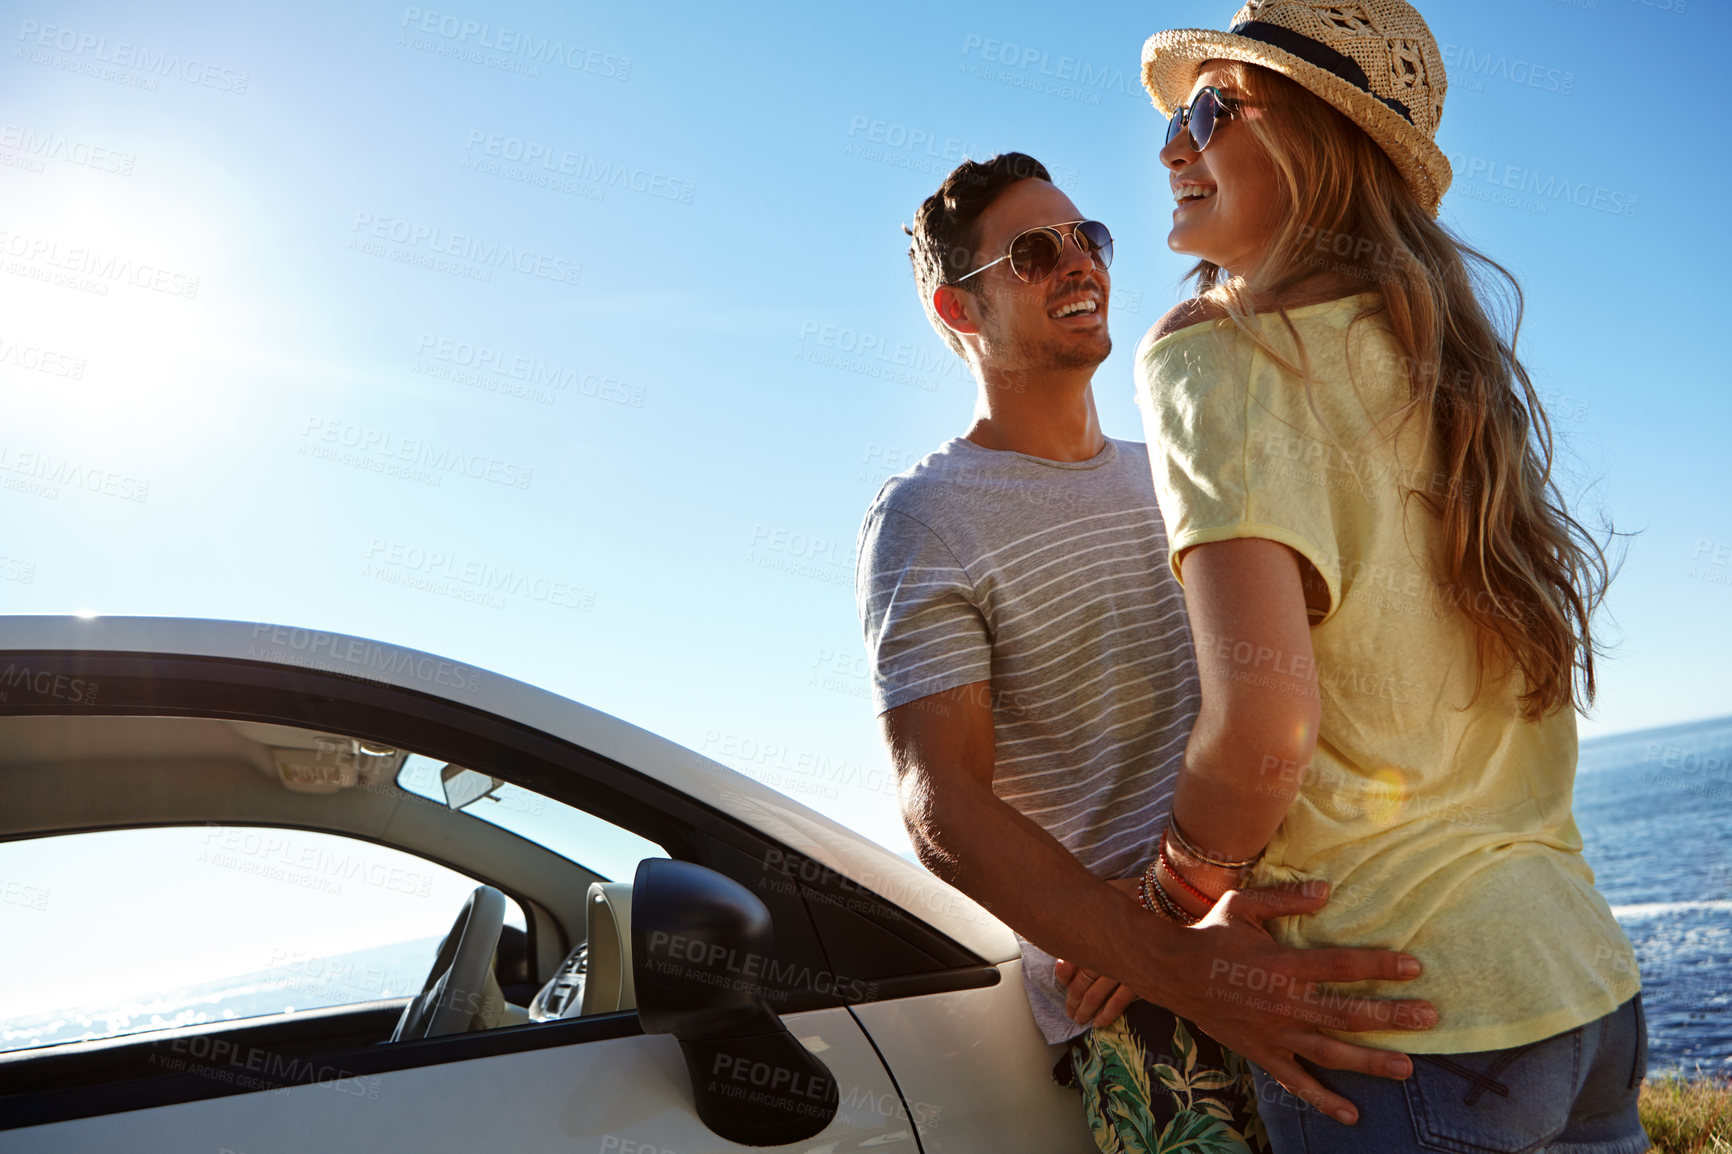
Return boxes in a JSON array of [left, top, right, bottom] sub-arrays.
[[1191, 61, 1610, 720]]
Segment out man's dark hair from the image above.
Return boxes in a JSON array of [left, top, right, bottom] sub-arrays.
[[907, 152, 1050, 356]]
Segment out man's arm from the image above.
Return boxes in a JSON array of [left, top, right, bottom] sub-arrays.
[[883, 681, 1438, 1127], [885, 684, 1158, 978]]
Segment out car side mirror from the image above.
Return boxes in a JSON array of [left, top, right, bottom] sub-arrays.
[[630, 858, 838, 1146]]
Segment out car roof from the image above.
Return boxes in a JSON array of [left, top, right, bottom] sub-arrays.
[[0, 615, 1015, 962]]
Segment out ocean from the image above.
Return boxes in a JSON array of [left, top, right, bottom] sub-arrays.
[[1576, 714, 1732, 1074], [0, 937, 440, 1053]]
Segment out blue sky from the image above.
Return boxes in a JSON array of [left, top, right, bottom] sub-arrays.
[[4, 0, 1729, 854]]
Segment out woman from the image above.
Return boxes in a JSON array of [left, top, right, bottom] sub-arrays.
[[1069, 1, 1646, 1150]]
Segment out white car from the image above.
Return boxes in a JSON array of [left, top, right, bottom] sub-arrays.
[[0, 616, 1094, 1153]]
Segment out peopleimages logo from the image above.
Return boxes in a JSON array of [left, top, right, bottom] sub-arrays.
[[15, 19, 250, 93], [0, 227, 200, 298], [363, 539, 598, 611], [845, 115, 994, 164], [0, 123, 136, 175], [1440, 43, 1575, 95], [300, 416, 535, 489], [958, 33, 1143, 103], [414, 334, 646, 408], [349, 212, 582, 287], [398, 7, 630, 79], [0, 663, 99, 705], [246, 623, 482, 693], [0, 334, 86, 380], [0, 443, 149, 503], [463, 131, 694, 204], [1447, 153, 1639, 219]]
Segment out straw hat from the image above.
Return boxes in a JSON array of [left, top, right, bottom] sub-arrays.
[[1142, 1, 1452, 215]]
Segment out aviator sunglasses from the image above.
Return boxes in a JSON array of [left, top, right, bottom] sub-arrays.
[[956, 219, 1114, 284], [1165, 86, 1238, 152]]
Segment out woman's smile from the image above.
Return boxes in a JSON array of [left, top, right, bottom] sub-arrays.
[[1159, 64, 1285, 281]]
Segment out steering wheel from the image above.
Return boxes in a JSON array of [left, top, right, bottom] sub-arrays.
[[391, 885, 507, 1041]]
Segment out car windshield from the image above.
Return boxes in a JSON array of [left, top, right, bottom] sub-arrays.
[[396, 753, 664, 882]]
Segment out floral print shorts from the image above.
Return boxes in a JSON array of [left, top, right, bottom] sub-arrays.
[[1054, 1001, 1271, 1154]]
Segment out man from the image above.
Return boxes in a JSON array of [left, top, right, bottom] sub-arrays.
[[854, 153, 1436, 1144]]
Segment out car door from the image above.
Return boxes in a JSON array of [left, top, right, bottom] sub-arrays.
[[3, 1010, 910, 1154], [0, 639, 931, 1152]]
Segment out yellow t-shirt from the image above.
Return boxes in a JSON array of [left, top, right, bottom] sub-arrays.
[[1135, 294, 1639, 1053]]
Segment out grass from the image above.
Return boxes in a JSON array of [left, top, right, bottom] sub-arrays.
[[1642, 1072, 1732, 1154]]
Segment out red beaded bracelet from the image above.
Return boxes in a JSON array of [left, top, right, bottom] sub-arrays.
[[1159, 839, 1215, 907]]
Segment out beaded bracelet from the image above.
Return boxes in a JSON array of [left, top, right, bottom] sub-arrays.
[[1158, 839, 1215, 906], [1140, 858, 1198, 926], [1149, 872, 1199, 926], [1166, 816, 1264, 873]]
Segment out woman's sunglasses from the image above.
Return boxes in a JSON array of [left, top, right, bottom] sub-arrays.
[[1165, 86, 1238, 153], [956, 219, 1114, 285]]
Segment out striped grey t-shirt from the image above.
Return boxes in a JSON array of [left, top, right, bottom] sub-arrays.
[[855, 436, 1200, 1043]]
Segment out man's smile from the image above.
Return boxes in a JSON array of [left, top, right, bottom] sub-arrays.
[[1047, 289, 1104, 324]]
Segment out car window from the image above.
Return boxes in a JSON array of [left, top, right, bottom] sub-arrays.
[[0, 711, 683, 1059], [0, 825, 524, 1053]]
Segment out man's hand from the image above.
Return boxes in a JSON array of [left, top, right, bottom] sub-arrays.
[[1151, 882, 1437, 1126], [1056, 880, 1437, 1125]]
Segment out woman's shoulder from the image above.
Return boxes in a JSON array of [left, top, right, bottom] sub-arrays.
[[1142, 296, 1232, 350], [1135, 298, 1243, 402]]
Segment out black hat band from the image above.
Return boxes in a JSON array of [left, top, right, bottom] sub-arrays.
[[1228, 20, 1414, 123]]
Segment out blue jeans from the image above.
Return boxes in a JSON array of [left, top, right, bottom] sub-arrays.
[[1251, 995, 1650, 1154]]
